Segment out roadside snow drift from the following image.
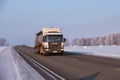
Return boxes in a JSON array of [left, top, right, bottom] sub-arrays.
[[65, 46, 120, 59], [0, 46, 45, 80]]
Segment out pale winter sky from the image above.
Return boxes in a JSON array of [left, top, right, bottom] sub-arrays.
[[0, 0, 120, 45]]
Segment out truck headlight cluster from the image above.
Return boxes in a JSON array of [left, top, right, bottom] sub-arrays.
[[44, 42, 49, 48], [61, 48, 64, 51]]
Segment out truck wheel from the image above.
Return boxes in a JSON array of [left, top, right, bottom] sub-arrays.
[[42, 48, 47, 56], [40, 47, 46, 56], [40, 47, 43, 55], [39, 49, 43, 55], [43, 51, 47, 56], [59, 53, 64, 55]]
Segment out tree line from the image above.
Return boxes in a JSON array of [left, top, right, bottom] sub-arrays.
[[72, 33, 120, 46]]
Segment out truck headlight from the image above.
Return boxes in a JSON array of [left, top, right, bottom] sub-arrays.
[[44, 43, 49, 48], [61, 48, 64, 51]]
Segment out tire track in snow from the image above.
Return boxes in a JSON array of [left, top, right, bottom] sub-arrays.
[[9, 47, 21, 80]]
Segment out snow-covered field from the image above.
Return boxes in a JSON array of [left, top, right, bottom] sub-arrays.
[[65, 46, 120, 59], [0, 46, 45, 80]]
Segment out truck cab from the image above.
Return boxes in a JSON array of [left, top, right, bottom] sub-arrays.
[[34, 27, 65, 56]]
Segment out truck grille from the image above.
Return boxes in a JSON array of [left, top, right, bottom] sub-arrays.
[[49, 43, 60, 52]]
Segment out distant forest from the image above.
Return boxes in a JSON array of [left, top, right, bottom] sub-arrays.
[[0, 38, 9, 46], [65, 33, 120, 46]]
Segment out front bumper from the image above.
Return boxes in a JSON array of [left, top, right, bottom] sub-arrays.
[[45, 48, 64, 54]]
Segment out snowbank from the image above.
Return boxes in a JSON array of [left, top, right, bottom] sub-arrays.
[[0, 46, 45, 80], [65, 46, 120, 59]]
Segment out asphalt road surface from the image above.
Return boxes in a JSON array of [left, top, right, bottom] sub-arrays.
[[15, 46, 120, 80]]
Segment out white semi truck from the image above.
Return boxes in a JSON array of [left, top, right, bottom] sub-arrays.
[[34, 27, 65, 55]]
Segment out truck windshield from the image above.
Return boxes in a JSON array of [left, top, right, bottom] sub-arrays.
[[43, 35, 63, 42]]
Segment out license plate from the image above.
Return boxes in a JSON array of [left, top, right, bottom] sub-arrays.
[[53, 51, 57, 53]]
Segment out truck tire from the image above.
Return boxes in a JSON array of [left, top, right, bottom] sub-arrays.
[[58, 53, 63, 56], [43, 50, 47, 56], [42, 47, 47, 56], [39, 47, 43, 55], [40, 47, 46, 56]]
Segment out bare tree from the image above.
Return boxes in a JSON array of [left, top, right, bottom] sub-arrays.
[[0, 38, 6, 46], [72, 38, 80, 46], [72, 33, 120, 46], [79, 38, 85, 46]]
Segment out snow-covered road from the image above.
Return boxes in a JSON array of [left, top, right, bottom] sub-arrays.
[[0, 47, 45, 80], [0, 46, 120, 80]]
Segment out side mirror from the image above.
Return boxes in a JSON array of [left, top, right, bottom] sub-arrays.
[[64, 38, 66, 42]]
